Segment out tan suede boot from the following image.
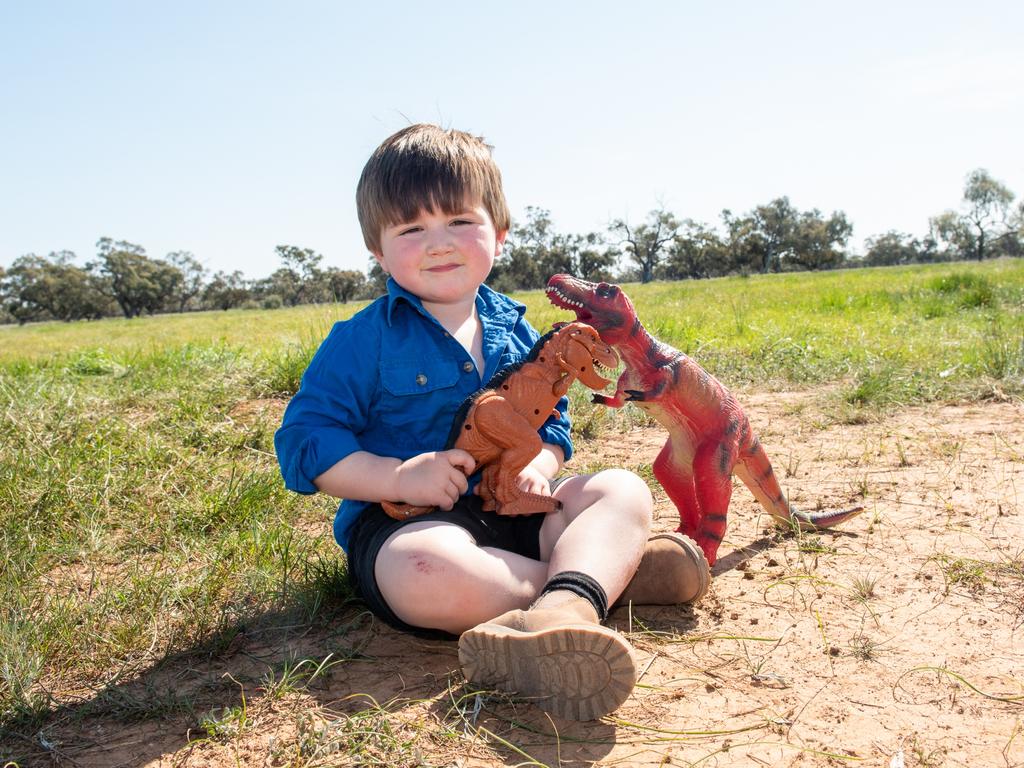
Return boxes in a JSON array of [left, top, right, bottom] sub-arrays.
[[614, 533, 711, 607], [458, 593, 637, 721]]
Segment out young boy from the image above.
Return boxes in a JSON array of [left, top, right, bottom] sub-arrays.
[[275, 124, 709, 721]]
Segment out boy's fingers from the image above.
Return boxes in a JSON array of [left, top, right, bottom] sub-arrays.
[[446, 479, 461, 502], [445, 449, 476, 474], [436, 484, 458, 510]]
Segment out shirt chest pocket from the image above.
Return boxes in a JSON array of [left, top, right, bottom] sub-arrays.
[[377, 359, 464, 449]]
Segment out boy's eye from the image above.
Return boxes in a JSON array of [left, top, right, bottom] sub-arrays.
[[397, 226, 422, 236], [451, 218, 473, 226]]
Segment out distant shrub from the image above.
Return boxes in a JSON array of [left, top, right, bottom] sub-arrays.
[[67, 349, 124, 376], [926, 272, 995, 308], [978, 322, 1024, 379], [262, 337, 320, 395]]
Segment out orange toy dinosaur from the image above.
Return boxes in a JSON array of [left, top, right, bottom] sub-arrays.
[[381, 321, 618, 520], [546, 274, 863, 565]]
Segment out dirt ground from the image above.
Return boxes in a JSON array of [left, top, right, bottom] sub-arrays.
[[8, 393, 1024, 767]]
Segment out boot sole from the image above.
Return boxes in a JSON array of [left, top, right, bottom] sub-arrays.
[[458, 622, 637, 721]]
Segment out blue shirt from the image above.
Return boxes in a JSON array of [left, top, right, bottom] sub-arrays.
[[274, 279, 574, 552]]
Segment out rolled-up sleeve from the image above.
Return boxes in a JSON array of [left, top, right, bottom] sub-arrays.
[[274, 320, 378, 494], [539, 396, 573, 463]]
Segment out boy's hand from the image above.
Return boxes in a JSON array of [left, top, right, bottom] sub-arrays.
[[394, 450, 476, 510], [516, 464, 552, 498]]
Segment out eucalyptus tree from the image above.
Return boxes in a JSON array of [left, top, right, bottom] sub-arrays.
[[930, 169, 1017, 261], [166, 250, 207, 312], [962, 169, 1015, 260], [91, 238, 183, 318], [610, 208, 681, 283]]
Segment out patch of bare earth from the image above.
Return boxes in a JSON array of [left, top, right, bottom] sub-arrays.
[[10, 395, 1023, 767]]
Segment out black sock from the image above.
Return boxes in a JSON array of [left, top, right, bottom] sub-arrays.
[[536, 571, 608, 622]]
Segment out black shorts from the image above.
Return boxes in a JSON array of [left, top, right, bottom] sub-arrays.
[[346, 494, 548, 637]]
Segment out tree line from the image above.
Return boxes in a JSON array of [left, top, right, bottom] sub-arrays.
[[0, 242, 368, 325], [2, 168, 1021, 325]]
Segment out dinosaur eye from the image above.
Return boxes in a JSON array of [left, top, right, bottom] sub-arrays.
[[596, 284, 619, 298]]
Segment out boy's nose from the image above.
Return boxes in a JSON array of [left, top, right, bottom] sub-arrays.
[[426, 234, 455, 256]]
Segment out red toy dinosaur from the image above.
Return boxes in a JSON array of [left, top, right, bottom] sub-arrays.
[[382, 321, 618, 520], [546, 274, 863, 565]]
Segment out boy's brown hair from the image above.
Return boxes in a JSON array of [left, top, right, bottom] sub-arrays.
[[356, 124, 511, 253]]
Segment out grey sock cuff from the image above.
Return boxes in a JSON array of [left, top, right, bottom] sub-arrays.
[[538, 571, 609, 622]]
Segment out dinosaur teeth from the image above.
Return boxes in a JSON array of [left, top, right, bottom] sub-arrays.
[[545, 287, 577, 307]]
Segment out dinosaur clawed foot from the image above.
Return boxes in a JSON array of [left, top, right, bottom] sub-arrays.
[[497, 492, 562, 517]]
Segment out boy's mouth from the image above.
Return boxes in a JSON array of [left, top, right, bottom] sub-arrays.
[[425, 263, 462, 273]]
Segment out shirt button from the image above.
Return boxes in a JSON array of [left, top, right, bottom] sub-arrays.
[[462, 361, 474, 373], [415, 373, 428, 386]]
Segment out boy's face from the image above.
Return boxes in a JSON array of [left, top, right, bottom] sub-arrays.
[[373, 202, 506, 308]]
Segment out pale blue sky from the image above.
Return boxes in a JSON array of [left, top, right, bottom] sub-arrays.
[[2, 1, 1022, 278]]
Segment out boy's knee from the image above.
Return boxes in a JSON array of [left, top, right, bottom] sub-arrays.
[[377, 547, 456, 622], [573, 466, 651, 536], [375, 542, 495, 633], [594, 468, 654, 524]]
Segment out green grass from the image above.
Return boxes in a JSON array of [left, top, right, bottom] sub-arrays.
[[0, 341, 350, 733], [1, 258, 1022, 743], [0, 302, 354, 365]]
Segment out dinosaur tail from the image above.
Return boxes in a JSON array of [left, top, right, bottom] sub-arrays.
[[734, 439, 864, 532], [381, 500, 434, 521]]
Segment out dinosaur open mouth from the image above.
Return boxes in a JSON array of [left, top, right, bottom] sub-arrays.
[[573, 338, 618, 388], [545, 286, 593, 322]]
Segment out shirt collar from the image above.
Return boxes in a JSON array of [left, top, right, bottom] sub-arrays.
[[383, 278, 427, 326]]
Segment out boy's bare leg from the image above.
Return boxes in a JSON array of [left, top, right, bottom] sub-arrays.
[[538, 468, 653, 603], [542, 471, 709, 608], [375, 521, 548, 635], [376, 468, 654, 635], [460, 468, 653, 720]]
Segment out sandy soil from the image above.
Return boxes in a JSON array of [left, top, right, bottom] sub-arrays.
[[7, 394, 1023, 767]]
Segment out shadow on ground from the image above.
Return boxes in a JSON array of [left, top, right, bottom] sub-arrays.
[[1, 593, 704, 767]]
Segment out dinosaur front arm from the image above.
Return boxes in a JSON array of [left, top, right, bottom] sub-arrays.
[[592, 371, 635, 408], [592, 392, 625, 408], [551, 355, 574, 397], [593, 369, 666, 408], [593, 388, 654, 408]]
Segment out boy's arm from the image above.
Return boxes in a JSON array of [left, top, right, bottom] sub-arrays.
[[315, 448, 477, 510], [515, 442, 565, 498]]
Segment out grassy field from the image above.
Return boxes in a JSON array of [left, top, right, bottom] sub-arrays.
[[1, 259, 1023, 765]]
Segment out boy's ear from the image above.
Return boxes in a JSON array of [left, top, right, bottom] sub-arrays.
[[371, 251, 388, 273], [495, 229, 508, 255]]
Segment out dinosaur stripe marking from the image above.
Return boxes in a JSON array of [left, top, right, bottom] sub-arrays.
[[669, 363, 681, 387], [718, 443, 730, 475]]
